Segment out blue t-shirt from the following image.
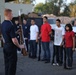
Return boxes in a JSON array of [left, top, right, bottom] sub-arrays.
[[1, 20, 16, 43]]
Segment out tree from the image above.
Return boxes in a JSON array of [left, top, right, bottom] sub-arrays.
[[34, 0, 66, 16], [69, 3, 76, 17], [34, 3, 44, 13], [48, 0, 65, 15], [34, 0, 72, 16], [60, 5, 70, 16], [42, 3, 51, 14], [34, 2, 59, 15]]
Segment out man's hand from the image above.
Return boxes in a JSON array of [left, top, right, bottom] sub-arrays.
[[19, 44, 25, 49], [39, 34, 41, 38], [72, 48, 75, 52], [36, 39, 38, 43], [60, 42, 63, 47]]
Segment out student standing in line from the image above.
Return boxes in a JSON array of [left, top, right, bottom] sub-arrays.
[[64, 24, 75, 69], [52, 19, 65, 66], [14, 19, 21, 53], [40, 16, 52, 63], [23, 19, 30, 52], [29, 19, 39, 59]]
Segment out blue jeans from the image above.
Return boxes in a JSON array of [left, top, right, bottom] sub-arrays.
[[66, 47, 73, 67], [42, 42, 50, 61]]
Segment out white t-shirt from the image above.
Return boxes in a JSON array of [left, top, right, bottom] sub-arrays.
[[54, 26, 65, 46], [30, 25, 39, 40]]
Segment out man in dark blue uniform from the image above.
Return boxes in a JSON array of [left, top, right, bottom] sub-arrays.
[[1, 9, 24, 75], [23, 19, 30, 52], [14, 19, 21, 52], [14, 19, 20, 40]]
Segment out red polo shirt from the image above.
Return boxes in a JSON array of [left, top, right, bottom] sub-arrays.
[[64, 31, 75, 48], [41, 22, 52, 42]]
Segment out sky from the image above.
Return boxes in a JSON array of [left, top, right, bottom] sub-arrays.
[[35, 0, 72, 5], [35, 0, 45, 4]]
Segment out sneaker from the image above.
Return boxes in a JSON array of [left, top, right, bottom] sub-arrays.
[[56, 63, 59, 66], [67, 67, 72, 70], [59, 63, 62, 66], [52, 63, 56, 66]]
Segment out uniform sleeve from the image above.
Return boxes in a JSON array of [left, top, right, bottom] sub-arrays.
[[47, 24, 52, 33], [10, 25, 16, 38], [36, 25, 39, 33], [62, 27, 65, 35]]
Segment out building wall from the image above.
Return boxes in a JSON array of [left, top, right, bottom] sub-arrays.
[[0, 0, 5, 23], [5, 3, 33, 17]]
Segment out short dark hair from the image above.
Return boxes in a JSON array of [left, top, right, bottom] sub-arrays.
[[56, 19, 61, 23], [15, 19, 19, 21], [31, 19, 35, 22], [23, 19, 27, 21], [43, 16, 48, 20], [65, 23, 73, 31], [23, 18, 27, 21]]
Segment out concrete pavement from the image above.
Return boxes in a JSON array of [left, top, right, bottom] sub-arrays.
[[0, 42, 76, 75]]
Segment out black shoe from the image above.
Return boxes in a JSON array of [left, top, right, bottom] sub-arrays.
[[52, 61, 54, 64], [64, 66, 67, 69], [32, 56, 37, 59], [67, 67, 72, 70], [59, 64, 62, 66], [29, 55, 32, 58], [35, 56, 37, 58], [29, 54, 31, 58], [64, 67, 72, 70], [45, 61, 50, 63], [29, 53, 32, 58], [38, 57, 40, 61], [41, 59, 45, 61], [32, 57, 36, 59]]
